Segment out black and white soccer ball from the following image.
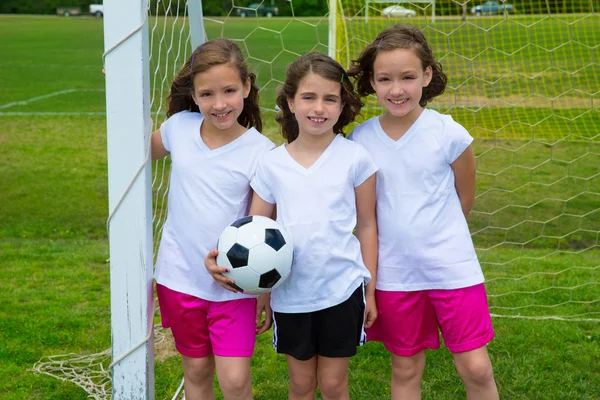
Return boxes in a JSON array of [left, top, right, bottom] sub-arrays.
[[216, 215, 293, 295]]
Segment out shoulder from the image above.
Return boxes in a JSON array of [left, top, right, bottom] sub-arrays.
[[336, 136, 373, 163], [172, 110, 203, 122], [348, 117, 378, 142], [259, 143, 285, 164], [245, 128, 276, 151], [422, 109, 468, 139], [162, 110, 202, 129]]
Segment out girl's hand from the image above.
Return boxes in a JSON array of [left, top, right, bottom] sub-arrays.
[[255, 293, 273, 335], [364, 292, 378, 329], [204, 249, 239, 293]]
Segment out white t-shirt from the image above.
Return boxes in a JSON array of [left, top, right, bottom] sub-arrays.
[[250, 135, 378, 313], [349, 109, 484, 291], [154, 110, 275, 301]]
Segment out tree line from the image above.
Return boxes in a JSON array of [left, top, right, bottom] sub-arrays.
[[1, 0, 597, 16]]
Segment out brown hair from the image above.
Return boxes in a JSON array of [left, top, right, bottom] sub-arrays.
[[275, 52, 363, 143], [167, 38, 262, 131], [347, 24, 447, 107]]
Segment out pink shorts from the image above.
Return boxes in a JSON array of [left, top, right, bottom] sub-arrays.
[[366, 283, 494, 357], [156, 284, 257, 358]]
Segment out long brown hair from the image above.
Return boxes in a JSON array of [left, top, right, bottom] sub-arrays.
[[347, 24, 447, 107], [167, 38, 262, 131], [275, 52, 362, 143]]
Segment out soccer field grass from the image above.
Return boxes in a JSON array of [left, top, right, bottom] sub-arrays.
[[0, 14, 599, 399]]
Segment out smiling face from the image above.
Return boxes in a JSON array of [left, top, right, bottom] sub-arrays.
[[287, 73, 344, 139], [191, 62, 250, 133], [370, 48, 432, 122]]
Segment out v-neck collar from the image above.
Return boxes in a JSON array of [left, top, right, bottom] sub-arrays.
[[282, 134, 341, 175], [194, 117, 253, 158], [374, 109, 428, 149]]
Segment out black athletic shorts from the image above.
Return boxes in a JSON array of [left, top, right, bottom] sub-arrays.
[[272, 284, 366, 361]]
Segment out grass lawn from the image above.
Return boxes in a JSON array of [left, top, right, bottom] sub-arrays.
[[0, 13, 599, 399]]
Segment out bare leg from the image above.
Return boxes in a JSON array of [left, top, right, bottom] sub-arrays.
[[453, 346, 498, 400], [286, 355, 318, 400], [316, 356, 350, 400], [390, 351, 426, 400], [181, 354, 216, 400], [214, 356, 253, 400]]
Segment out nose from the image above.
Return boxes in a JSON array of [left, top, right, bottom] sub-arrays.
[[214, 94, 226, 110], [390, 82, 403, 96], [313, 99, 324, 114]]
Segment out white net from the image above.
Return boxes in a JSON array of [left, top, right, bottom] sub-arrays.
[[33, 0, 599, 398]]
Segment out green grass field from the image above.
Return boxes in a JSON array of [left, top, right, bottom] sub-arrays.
[[1, 13, 599, 399]]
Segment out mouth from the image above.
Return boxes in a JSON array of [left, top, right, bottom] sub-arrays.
[[213, 111, 232, 119], [307, 116, 327, 124], [389, 99, 408, 105]]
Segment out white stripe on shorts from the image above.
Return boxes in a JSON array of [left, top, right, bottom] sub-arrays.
[[359, 284, 367, 346], [272, 311, 279, 351]]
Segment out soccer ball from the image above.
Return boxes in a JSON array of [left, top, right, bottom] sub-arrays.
[[216, 215, 293, 295]]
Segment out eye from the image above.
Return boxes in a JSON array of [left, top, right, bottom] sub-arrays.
[[377, 77, 389, 82], [199, 92, 211, 97], [302, 95, 313, 100], [226, 88, 237, 93], [325, 97, 337, 103]]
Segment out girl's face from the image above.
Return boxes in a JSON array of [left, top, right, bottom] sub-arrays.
[[192, 63, 250, 132], [288, 73, 344, 139], [370, 48, 432, 120]]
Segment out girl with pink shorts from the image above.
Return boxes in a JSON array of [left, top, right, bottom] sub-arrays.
[[348, 25, 499, 399], [151, 38, 275, 400]]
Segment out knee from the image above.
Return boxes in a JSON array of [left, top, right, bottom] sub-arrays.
[[392, 356, 425, 384], [219, 369, 252, 398], [290, 373, 317, 397], [456, 357, 495, 386], [183, 360, 214, 385], [317, 374, 347, 398]]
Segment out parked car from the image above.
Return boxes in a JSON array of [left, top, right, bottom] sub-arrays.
[[470, 1, 514, 15], [89, 4, 103, 17], [381, 5, 417, 18], [56, 7, 81, 17], [236, 3, 279, 17]]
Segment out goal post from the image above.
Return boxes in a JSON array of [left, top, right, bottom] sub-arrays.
[[103, 0, 154, 398]]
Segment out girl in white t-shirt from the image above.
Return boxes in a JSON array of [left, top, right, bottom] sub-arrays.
[[151, 38, 275, 400], [347, 25, 499, 399], [208, 52, 379, 400]]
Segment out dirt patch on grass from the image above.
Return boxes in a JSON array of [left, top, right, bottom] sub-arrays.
[[154, 326, 179, 362]]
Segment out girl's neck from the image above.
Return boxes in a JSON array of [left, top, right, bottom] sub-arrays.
[[200, 121, 247, 150], [290, 130, 336, 152], [380, 106, 425, 141]]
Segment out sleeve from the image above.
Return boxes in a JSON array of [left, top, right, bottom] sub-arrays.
[[159, 112, 181, 152], [442, 118, 474, 164], [250, 157, 276, 204], [353, 143, 379, 188]]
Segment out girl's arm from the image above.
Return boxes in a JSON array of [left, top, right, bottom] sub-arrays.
[[355, 174, 378, 328], [248, 191, 275, 218], [451, 144, 476, 218], [151, 130, 169, 160]]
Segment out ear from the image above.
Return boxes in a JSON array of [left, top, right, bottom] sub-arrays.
[[287, 97, 295, 114], [190, 90, 199, 106], [370, 73, 376, 92], [243, 77, 251, 99], [423, 66, 433, 87]]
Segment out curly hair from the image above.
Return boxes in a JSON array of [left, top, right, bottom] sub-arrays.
[[275, 52, 363, 143], [347, 24, 447, 107], [166, 38, 262, 131]]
